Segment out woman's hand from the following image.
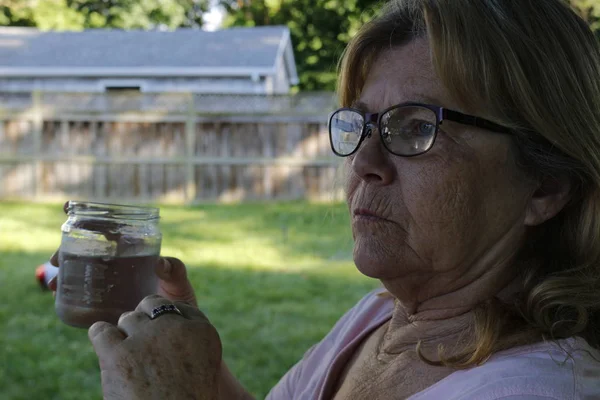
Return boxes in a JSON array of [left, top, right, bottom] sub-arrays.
[[49, 252, 254, 399], [90, 295, 222, 400]]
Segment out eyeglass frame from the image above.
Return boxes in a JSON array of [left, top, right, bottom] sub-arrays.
[[327, 102, 513, 157]]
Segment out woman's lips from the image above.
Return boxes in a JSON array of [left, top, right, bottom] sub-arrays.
[[353, 208, 390, 222]]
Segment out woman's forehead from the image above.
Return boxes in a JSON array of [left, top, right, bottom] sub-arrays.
[[357, 38, 455, 111]]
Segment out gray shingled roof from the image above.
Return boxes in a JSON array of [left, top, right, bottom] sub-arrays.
[[0, 26, 293, 73]]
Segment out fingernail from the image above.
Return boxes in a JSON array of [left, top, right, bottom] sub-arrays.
[[163, 258, 172, 274], [160, 258, 172, 275]]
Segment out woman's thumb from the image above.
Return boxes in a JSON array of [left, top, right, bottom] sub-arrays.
[[155, 257, 197, 307]]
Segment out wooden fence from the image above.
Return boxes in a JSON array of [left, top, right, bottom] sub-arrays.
[[0, 91, 345, 203]]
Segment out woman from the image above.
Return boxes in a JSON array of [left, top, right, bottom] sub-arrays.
[[51, 0, 600, 398]]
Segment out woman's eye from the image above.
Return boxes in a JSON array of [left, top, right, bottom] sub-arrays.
[[416, 121, 436, 135], [383, 113, 437, 140], [394, 120, 435, 138]]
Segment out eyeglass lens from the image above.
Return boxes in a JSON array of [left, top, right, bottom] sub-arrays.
[[329, 106, 438, 156]]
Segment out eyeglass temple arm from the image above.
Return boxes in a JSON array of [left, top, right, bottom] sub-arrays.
[[443, 109, 512, 135]]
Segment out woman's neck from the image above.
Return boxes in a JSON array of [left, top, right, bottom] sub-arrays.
[[379, 275, 522, 359], [379, 300, 474, 360]]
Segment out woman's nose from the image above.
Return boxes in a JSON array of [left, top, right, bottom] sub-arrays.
[[350, 125, 395, 185]]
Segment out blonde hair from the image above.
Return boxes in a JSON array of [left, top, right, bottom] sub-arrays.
[[339, 0, 600, 368]]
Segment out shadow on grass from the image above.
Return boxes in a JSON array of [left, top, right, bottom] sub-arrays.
[[0, 249, 379, 400]]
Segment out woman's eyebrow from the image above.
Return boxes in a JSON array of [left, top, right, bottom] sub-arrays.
[[350, 95, 448, 112]]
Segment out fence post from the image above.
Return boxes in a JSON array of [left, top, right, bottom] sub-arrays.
[[185, 93, 196, 203], [32, 90, 43, 198]]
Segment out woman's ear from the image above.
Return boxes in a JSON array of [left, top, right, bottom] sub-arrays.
[[524, 175, 572, 226]]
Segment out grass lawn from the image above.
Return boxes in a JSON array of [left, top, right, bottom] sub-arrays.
[[0, 201, 379, 400]]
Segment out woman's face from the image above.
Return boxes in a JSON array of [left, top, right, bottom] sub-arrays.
[[346, 38, 536, 303]]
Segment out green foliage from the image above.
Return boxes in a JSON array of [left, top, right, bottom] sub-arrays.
[[219, 0, 600, 91], [220, 0, 383, 91], [34, 0, 85, 30], [0, 0, 209, 30], [0, 201, 377, 399], [0, 0, 36, 27]]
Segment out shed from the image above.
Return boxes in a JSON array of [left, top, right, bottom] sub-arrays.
[[0, 26, 299, 95]]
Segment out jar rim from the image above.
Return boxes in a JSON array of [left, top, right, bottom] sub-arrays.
[[66, 201, 160, 220]]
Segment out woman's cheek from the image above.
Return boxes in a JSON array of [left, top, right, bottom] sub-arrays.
[[344, 161, 360, 204]]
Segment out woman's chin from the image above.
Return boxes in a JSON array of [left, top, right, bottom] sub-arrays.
[[354, 262, 388, 279], [353, 243, 402, 280]]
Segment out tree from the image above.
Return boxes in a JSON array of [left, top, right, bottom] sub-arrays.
[[220, 0, 600, 92], [0, 0, 209, 31], [66, 0, 208, 29], [0, 0, 36, 27], [220, 0, 382, 91]]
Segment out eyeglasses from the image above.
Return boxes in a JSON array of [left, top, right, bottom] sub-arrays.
[[328, 102, 513, 157]]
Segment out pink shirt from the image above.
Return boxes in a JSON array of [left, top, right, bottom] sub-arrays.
[[266, 289, 600, 400]]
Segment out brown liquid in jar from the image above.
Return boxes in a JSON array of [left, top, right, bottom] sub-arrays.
[[56, 253, 158, 328]]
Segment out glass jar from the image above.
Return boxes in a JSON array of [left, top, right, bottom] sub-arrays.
[[55, 201, 162, 328]]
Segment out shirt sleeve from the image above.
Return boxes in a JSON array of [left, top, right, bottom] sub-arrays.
[[265, 288, 393, 400], [264, 344, 318, 400]]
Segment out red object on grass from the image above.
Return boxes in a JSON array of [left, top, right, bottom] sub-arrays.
[[35, 264, 48, 290], [35, 262, 58, 291]]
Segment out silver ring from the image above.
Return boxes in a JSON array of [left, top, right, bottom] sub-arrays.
[[150, 304, 183, 320]]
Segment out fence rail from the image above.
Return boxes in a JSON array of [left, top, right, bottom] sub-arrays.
[[0, 91, 344, 203]]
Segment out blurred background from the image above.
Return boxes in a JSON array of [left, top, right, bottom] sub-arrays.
[[0, 0, 597, 398]]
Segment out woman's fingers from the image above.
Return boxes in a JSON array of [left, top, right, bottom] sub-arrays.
[[174, 301, 210, 322], [88, 296, 222, 399], [156, 257, 187, 284], [88, 321, 126, 360], [49, 202, 67, 287], [48, 249, 59, 290], [135, 295, 209, 323], [135, 295, 182, 319], [117, 311, 149, 337], [155, 257, 197, 307], [50, 250, 59, 267]]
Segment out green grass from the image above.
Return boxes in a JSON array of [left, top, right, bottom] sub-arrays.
[[0, 201, 378, 400]]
